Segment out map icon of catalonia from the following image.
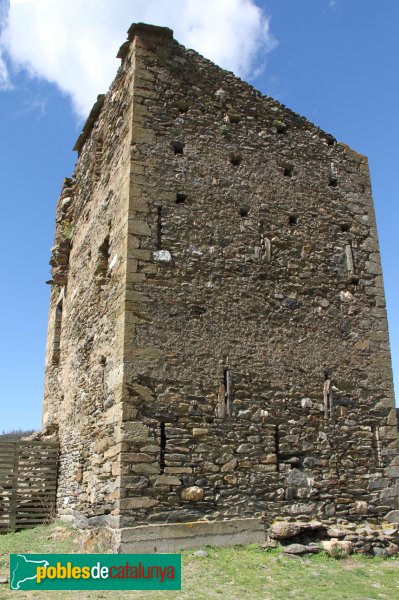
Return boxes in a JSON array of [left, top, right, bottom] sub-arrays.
[[10, 555, 49, 590]]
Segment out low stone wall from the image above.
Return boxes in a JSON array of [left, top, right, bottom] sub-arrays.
[[265, 515, 399, 557]]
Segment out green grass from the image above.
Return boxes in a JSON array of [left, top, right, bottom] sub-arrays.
[[1, 523, 398, 599]]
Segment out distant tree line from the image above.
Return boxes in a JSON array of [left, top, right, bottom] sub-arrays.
[[0, 429, 36, 440]]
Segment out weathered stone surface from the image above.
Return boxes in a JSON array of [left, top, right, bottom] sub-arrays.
[[192, 428, 209, 437], [121, 453, 154, 463], [130, 463, 159, 475], [111, 462, 121, 476], [265, 518, 399, 556], [283, 544, 320, 555], [221, 459, 238, 472], [120, 497, 159, 510], [301, 398, 313, 409], [354, 501, 368, 515], [236, 444, 252, 454], [270, 522, 301, 539], [79, 528, 117, 554], [327, 528, 345, 538], [385, 510, 399, 524], [282, 543, 308, 555], [154, 475, 181, 486], [386, 543, 399, 556], [261, 454, 277, 465], [372, 547, 386, 557], [322, 540, 352, 557], [124, 476, 149, 490], [164, 467, 192, 474], [181, 486, 204, 502]]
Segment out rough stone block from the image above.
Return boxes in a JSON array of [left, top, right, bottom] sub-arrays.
[[120, 497, 159, 510], [181, 486, 204, 502], [322, 540, 352, 557]]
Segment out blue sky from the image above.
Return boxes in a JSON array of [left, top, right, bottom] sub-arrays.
[[0, 0, 397, 432]]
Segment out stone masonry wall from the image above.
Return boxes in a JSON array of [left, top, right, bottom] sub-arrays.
[[44, 23, 398, 531], [43, 48, 134, 525]]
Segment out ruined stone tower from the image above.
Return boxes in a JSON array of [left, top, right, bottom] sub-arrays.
[[43, 23, 398, 551]]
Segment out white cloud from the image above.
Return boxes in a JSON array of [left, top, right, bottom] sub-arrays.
[[0, 50, 10, 88], [1, 0, 276, 118], [0, 0, 10, 88]]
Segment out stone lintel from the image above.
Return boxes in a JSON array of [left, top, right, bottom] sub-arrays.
[[116, 518, 265, 553]]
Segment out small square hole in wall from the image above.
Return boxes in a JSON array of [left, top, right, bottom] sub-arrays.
[[171, 140, 185, 154], [239, 205, 250, 217], [350, 276, 360, 285], [176, 193, 187, 204], [284, 166, 293, 177], [288, 215, 298, 226], [329, 178, 338, 187], [340, 223, 351, 232], [96, 235, 111, 284], [177, 100, 189, 113], [273, 119, 287, 133], [230, 154, 242, 166]]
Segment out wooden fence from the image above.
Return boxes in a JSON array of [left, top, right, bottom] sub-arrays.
[[0, 440, 58, 533]]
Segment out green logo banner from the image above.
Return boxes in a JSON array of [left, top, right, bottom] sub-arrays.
[[10, 554, 181, 590]]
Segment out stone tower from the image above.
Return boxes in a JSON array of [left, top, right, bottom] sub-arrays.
[[43, 23, 398, 552]]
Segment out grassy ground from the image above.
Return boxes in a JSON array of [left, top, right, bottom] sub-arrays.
[[0, 522, 398, 599]]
